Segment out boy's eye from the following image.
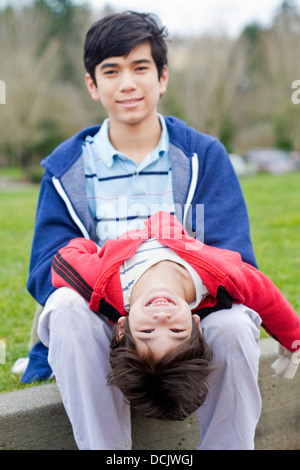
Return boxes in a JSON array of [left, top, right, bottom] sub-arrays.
[[140, 329, 183, 333], [136, 66, 148, 72], [103, 69, 117, 75]]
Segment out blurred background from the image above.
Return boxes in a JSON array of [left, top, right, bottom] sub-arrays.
[[0, 0, 300, 176]]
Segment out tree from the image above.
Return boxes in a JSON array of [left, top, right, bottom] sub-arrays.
[[0, 3, 95, 167]]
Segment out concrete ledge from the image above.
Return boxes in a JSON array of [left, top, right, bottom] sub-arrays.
[[255, 338, 300, 450], [1, 338, 300, 450], [0, 383, 76, 450]]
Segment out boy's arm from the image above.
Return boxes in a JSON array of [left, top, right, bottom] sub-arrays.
[[51, 238, 102, 303], [238, 262, 300, 354], [27, 171, 87, 306], [193, 139, 257, 267]]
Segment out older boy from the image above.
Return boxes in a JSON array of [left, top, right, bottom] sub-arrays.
[[26, 11, 261, 449]]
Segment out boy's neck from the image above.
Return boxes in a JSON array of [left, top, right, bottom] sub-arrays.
[[130, 260, 196, 306], [108, 114, 162, 164]]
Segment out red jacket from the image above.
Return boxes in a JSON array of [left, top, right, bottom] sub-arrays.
[[52, 212, 300, 353]]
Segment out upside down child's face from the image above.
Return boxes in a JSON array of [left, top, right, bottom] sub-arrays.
[[117, 284, 202, 360]]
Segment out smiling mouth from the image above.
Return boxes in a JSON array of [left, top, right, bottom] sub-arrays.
[[117, 98, 143, 106], [146, 297, 175, 307], [120, 98, 141, 103]]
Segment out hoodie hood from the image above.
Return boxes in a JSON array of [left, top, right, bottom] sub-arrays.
[[41, 125, 100, 177], [166, 116, 217, 158]]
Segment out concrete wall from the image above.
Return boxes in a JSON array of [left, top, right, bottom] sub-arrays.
[[1, 338, 300, 450]]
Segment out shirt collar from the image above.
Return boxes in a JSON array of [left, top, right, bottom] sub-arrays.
[[92, 114, 169, 168]]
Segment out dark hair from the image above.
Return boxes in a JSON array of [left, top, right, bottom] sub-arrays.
[[107, 317, 213, 420], [84, 11, 168, 84]]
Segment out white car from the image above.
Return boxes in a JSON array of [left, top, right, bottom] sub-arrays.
[[229, 154, 257, 177], [243, 148, 299, 175]]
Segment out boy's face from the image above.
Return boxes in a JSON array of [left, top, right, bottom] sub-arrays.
[[118, 284, 202, 360], [85, 42, 168, 128]]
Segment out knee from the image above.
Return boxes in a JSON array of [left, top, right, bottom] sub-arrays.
[[39, 287, 89, 339], [50, 287, 87, 311], [200, 306, 262, 393], [42, 287, 113, 348], [202, 304, 261, 353], [44, 288, 90, 326]]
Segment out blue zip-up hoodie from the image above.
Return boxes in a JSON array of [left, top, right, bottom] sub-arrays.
[[27, 116, 257, 307]]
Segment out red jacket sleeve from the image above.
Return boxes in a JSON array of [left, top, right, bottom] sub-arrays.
[[51, 238, 103, 303], [236, 261, 300, 353]]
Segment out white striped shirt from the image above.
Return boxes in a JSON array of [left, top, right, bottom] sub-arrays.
[[120, 239, 208, 311], [82, 115, 175, 245]]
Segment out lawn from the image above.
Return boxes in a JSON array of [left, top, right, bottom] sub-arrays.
[[0, 184, 40, 392], [0, 172, 300, 393], [240, 172, 300, 310]]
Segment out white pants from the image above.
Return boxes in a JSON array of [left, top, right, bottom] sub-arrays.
[[38, 287, 262, 450]]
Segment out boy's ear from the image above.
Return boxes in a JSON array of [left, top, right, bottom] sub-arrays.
[[159, 65, 169, 96], [85, 73, 101, 101], [117, 316, 126, 339], [192, 314, 202, 333]]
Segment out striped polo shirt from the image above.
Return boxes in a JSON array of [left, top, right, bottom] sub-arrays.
[[82, 115, 175, 245]]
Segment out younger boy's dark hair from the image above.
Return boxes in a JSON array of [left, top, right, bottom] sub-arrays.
[[84, 11, 168, 84], [107, 317, 213, 421]]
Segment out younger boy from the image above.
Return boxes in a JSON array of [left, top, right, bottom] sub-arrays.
[[39, 212, 300, 421]]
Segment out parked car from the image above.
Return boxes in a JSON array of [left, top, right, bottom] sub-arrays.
[[290, 151, 300, 170], [229, 153, 257, 177], [243, 148, 299, 175]]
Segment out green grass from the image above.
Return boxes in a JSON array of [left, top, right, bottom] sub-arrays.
[[0, 172, 300, 392], [0, 185, 40, 392], [240, 172, 300, 313]]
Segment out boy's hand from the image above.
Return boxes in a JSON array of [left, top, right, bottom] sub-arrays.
[[271, 344, 300, 379]]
